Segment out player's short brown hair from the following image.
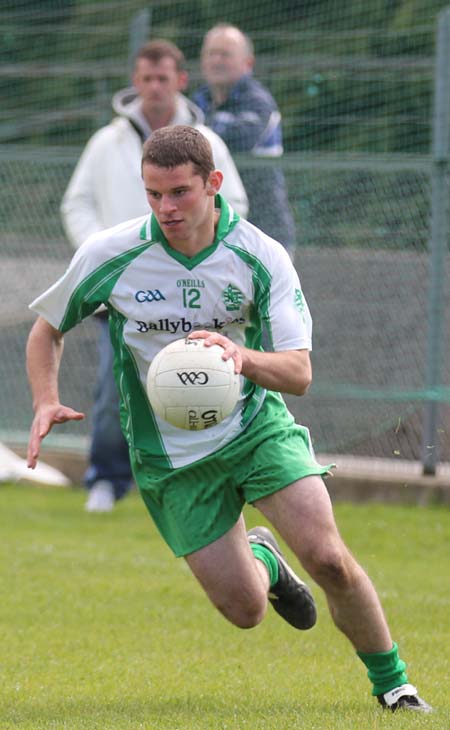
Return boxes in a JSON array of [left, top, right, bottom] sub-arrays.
[[142, 126, 215, 183], [135, 39, 186, 71]]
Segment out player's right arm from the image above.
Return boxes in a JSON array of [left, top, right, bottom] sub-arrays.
[[26, 317, 84, 468]]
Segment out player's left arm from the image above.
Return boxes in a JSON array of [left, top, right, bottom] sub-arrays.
[[188, 331, 311, 396], [239, 345, 311, 395], [189, 244, 313, 394], [26, 317, 85, 468]]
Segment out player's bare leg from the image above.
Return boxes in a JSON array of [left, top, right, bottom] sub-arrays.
[[185, 515, 270, 628], [254, 476, 392, 653], [254, 476, 432, 712]]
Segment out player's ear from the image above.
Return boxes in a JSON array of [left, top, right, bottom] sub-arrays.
[[206, 170, 223, 196], [131, 67, 142, 91], [177, 70, 189, 91]]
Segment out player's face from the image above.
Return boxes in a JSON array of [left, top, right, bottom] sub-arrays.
[[143, 162, 223, 249], [201, 30, 253, 87], [133, 57, 188, 117]]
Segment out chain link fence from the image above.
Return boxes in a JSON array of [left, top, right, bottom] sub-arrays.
[[1, 1, 449, 468]]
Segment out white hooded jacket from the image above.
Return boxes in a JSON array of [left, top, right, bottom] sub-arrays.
[[60, 89, 248, 249]]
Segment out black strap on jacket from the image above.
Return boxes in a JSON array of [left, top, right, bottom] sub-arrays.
[[127, 118, 147, 144]]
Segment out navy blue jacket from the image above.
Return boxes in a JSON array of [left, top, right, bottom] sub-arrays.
[[193, 75, 296, 250]]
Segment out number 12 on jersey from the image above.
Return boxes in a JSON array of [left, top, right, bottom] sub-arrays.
[[182, 288, 201, 309]]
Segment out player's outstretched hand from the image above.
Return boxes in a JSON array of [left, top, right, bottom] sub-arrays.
[[188, 330, 243, 374], [27, 403, 85, 469]]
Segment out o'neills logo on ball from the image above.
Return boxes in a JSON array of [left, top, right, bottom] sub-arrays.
[[188, 409, 219, 430], [177, 371, 209, 385]]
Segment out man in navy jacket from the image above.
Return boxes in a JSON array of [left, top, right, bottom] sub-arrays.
[[193, 23, 297, 254]]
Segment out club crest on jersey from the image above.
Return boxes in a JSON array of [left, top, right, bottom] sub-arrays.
[[222, 284, 244, 311]]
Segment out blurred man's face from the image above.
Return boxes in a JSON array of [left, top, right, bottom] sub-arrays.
[[201, 28, 253, 88], [133, 57, 187, 117]]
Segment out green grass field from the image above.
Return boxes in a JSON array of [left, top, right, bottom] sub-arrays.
[[1, 483, 449, 729]]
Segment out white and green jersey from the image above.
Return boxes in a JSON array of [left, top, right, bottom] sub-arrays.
[[30, 195, 312, 470]]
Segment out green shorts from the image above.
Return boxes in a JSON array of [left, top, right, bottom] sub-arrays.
[[134, 393, 331, 557]]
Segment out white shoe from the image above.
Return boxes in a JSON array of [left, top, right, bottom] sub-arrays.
[[377, 684, 433, 713], [85, 480, 115, 513], [0, 441, 70, 487]]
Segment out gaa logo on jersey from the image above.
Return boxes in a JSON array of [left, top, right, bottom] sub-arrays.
[[135, 289, 166, 303]]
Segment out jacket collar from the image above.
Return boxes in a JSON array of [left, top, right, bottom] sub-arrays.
[[111, 88, 205, 140]]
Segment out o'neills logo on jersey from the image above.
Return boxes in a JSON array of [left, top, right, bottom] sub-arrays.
[[135, 316, 245, 334], [176, 279, 205, 288]]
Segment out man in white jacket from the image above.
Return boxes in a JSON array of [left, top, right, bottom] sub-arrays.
[[61, 39, 248, 512]]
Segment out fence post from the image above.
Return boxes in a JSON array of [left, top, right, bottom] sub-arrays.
[[421, 7, 450, 474], [128, 8, 152, 73]]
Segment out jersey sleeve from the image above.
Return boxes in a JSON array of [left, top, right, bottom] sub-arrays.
[[29, 236, 111, 332], [265, 248, 312, 352]]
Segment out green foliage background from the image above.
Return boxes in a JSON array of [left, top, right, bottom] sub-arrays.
[[1, 0, 448, 151]]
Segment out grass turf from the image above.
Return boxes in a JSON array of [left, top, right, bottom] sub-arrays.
[[1, 482, 449, 729]]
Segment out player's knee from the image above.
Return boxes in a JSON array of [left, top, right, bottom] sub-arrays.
[[304, 543, 354, 592], [216, 593, 267, 629], [231, 604, 266, 629]]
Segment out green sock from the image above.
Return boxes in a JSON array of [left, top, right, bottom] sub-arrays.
[[357, 642, 408, 696], [250, 543, 279, 588]]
